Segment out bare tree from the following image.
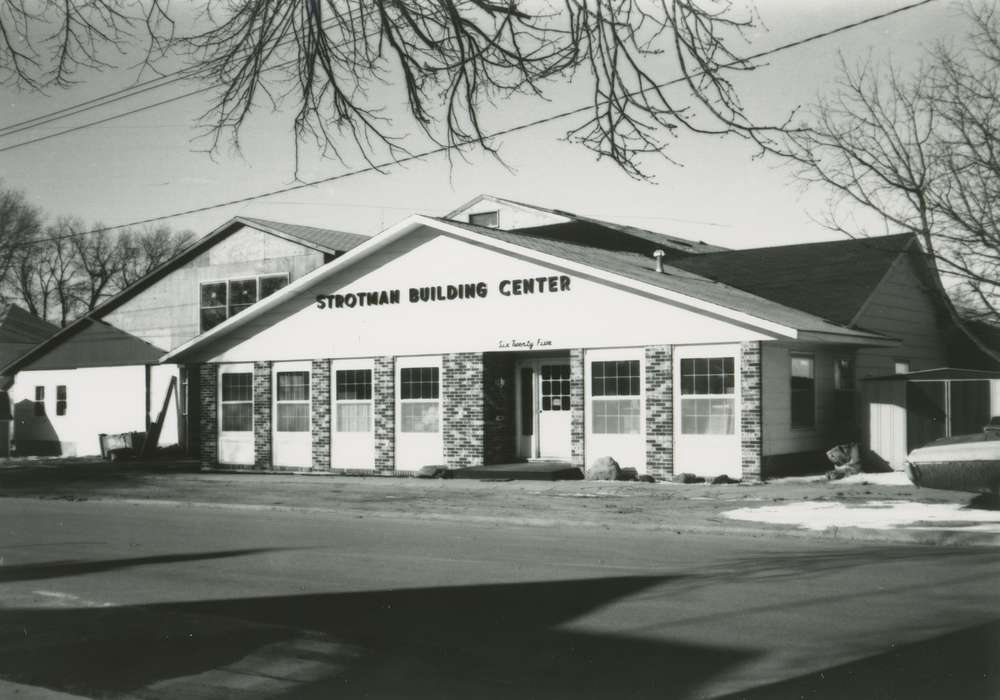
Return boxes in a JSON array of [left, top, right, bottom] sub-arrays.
[[1, 1, 782, 179], [116, 225, 195, 289], [783, 3, 1000, 321], [0, 183, 43, 294], [71, 227, 125, 312]]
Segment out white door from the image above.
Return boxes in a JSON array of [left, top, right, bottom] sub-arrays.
[[395, 356, 444, 472], [331, 359, 375, 470], [218, 364, 254, 465], [516, 359, 572, 461], [272, 361, 312, 468], [673, 345, 741, 479]]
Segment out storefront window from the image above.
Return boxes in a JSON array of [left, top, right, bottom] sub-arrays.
[[336, 369, 372, 432], [591, 360, 640, 434], [276, 371, 310, 432], [400, 367, 439, 432], [680, 357, 735, 434], [220, 372, 252, 431]]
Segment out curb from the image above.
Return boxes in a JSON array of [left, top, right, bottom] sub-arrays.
[[26, 495, 1000, 549]]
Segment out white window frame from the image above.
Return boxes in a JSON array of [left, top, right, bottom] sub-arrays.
[[397, 359, 442, 434], [199, 272, 291, 333], [219, 368, 254, 433], [678, 353, 737, 436], [468, 210, 500, 228], [55, 384, 67, 416], [589, 358, 642, 435], [333, 360, 374, 434], [274, 366, 311, 433]]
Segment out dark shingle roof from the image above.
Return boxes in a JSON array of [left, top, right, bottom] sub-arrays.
[[0, 304, 59, 370], [668, 233, 916, 325], [19, 319, 165, 371], [440, 218, 890, 340], [239, 217, 369, 254]]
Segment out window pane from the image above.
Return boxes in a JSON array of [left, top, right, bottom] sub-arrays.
[[591, 398, 640, 434], [469, 211, 499, 228], [680, 397, 735, 434], [791, 377, 815, 428], [201, 282, 226, 308], [591, 360, 639, 397], [277, 371, 309, 401], [221, 373, 253, 402], [201, 307, 227, 332], [56, 401, 67, 416], [336, 402, 372, 432], [401, 401, 439, 432], [228, 278, 257, 307], [401, 367, 439, 399], [221, 402, 252, 431], [277, 403, 310, 431], [791, 355, 814, 378], [260, 274, 288, 298], [336, 369, 372, 400], [680, 356, 734, 396], [56, 385, 66, 400], [34, 386, 44, 401]]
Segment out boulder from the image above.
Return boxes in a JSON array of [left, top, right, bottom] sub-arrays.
[[637, 474, 656, 483], [586, 456, 621, 481], [672, 472, 705, 484], [711, 474, 739, 485], [617, 467, 639, 482]]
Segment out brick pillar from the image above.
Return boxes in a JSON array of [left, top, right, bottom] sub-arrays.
[[570, 349, 585, 469], [374, 357, 395, 473], [443, 352, 484, 469], [741, 341, 763, 482], [311, 360, 331, 470], [253, 361, 273, 470], [483, 352, 516, 465], [645, 345, 674, 479], [198, 363, 217, 468]]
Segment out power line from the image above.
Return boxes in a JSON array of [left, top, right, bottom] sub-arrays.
[[15, 0, 941, 245]]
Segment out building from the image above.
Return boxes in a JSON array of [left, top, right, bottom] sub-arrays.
[[158, 196, 1000, 479], [0, 304, 60, 456], [1, 218, 368, 457]]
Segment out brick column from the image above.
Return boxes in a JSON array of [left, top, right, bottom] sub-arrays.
[[311, 360, 331, 470], [198, 363, 217, 468], [570, 349, 585, 469], [443, 352, 484, 469], [253, 361, 273, 470], [645, 345, 674, 479], [741, 341, 763, 482], [374, 356, 395, 473]]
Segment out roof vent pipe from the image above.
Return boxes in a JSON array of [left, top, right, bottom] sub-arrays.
[[652, 249, 665, 273]]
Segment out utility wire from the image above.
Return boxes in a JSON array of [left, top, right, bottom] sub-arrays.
[[13, 0, 940, 245]]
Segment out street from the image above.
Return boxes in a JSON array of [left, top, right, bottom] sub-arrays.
[[1, 498, 998, 699]]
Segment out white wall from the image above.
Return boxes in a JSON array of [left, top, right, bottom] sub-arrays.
[[11, 366, 146, 456], [449, 198, 570, 230], [197, 228, 773, 364], [584, 347, 646, 473], [862, 380, 907, 469]]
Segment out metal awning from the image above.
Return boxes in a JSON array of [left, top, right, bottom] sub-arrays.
[[863, 367, 1000, 382]]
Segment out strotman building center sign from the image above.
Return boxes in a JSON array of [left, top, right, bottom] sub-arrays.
[[316, 275, 572, 310]]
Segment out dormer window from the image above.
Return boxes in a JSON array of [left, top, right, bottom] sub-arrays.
[[200, 273, 290, 332], [469, 210, 499, 228]]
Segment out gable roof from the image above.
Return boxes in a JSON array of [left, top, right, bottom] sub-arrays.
[[18, 319, 165, 371], [163, 215, 894, 364], [447, 194, 728, 256], [0, 216, 368, 376], [0, 304, 59, 371], [669, 233, 916, 326]]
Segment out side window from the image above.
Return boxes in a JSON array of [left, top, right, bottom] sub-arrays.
[[220, 372, 253, 431], [790, 354, 816, 429], [227, 278, 257, 317], [468, 210, 499, 228], [893, 359, 911, 375], [200, 282, 227, 332], [56, 385, 67, 416], [400, 367, 440, 432], [276, 372, 310, 432], [679, 357, 735, 434], [33, 386, 45, 417], [591, 360, 640, 434], [260, 274, 289, 299]]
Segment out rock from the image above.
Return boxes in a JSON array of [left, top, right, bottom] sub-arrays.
[[637, 474, 656, 483], [417, 464, 449, 479], [711, 474, 739, 485], [617, 467, 638, 481], [586, 456, 621, 481], [672, 472, 705, 484]]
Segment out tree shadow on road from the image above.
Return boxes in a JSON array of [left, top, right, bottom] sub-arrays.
[[0, 574, 760, 699]]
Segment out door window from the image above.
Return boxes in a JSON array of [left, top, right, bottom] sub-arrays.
[[220, 372, 253, 431], [591, 360, 640, 434], [400, 367, 440, 432], [335, 368, 372, 432], [679, 357, 735, 434], [540, 364, 570, 411], [276, 371, 310, 432]]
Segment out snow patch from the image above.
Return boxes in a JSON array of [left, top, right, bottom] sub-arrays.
[[723, 500, 1000, 532]]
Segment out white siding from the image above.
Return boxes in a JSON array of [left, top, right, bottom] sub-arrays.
[[450, 199, 570, 230], [103, 226, 325, 351], [862, 380, 907, 469], [854, 254, 949, 380], [762, 342, 841, 457]]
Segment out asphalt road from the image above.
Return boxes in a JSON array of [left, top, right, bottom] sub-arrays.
[[0, 499, 998, 699]]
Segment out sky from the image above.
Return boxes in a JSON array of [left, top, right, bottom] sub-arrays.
[[0, 0, 976, 249]]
